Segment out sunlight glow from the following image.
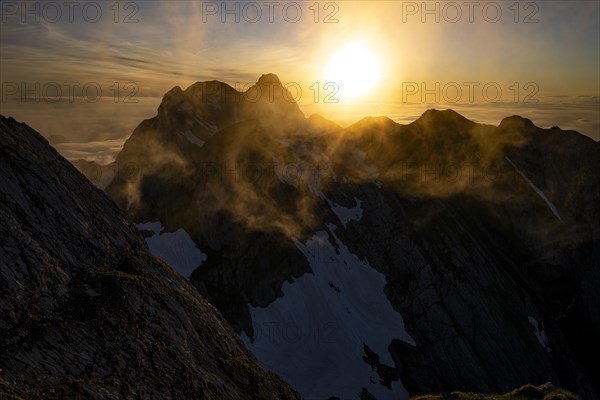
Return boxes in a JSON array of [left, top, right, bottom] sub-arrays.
[[324, 40, 382, 100]]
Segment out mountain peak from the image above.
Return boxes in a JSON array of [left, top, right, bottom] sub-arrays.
[[257, 73, 282, 85], [408, 109, 475, 137], [306, 113, 342, 134], [498, 115, 536, 130], [415, 109, 472, 125], [185, 80, 237, 93], [163, 85, 183, 99], [352, 115, 398, 129], [242, 73, 304, 127]]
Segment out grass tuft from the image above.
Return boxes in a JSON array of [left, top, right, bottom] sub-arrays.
[[411, 384, 581, 400]]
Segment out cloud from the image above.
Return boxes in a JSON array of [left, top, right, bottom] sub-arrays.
[[54, 138, 125, 165], [0, 97, 160, 143]]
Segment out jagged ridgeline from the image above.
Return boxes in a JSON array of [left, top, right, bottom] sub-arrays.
[[103, 74, 600, 400], [3, 71, 598, 399], [0, 115, 300, 400]]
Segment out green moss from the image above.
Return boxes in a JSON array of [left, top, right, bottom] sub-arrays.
[[116, 247, 148, 275], [411, 384, 581, 400], [540, 390, 582, 400], [220, 353, 299, 398], [95, 268, 146, 286], [222, 353, 264, 379]]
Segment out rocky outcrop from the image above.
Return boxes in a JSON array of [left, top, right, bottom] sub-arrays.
[[0, 115, 300, 400]]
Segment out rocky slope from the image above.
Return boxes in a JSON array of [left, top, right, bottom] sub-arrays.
[[0, 114, 300, 400], [104, 74, 600, 400], [70, 159, 116, 190]]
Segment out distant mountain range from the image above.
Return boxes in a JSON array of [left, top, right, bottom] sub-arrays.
[[103, 74, 600, 399], [2, 72, 599, 400]]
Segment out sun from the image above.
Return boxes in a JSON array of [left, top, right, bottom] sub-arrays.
[[324, 41, 382, 100]]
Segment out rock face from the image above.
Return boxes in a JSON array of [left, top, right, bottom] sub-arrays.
[[106, 75, 599, 400], [0, 115, 300, 400]]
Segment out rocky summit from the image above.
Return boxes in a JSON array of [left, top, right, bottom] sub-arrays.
[[103, 74, 600, 400], [0, 114, 300, 400]]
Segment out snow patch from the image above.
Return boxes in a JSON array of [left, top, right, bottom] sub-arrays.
[[326, 197, 363, 227], [182, 130, 205, 147], [506, 157, 561, 220], [193, 116, 218, 135], [135, 221, 162, 235], [242, 224, 414, 400], [528, 316, 551, 352], [135, 221, 206, 278]]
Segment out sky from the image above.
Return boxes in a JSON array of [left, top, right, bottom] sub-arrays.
[[1, 0, 599, 160]]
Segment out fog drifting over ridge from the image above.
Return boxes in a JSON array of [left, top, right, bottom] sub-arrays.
[[2, 92, 597, 165]]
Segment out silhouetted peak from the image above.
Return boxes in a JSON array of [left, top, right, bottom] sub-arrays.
[[307, 114, 342, 134], [308, 114, 328, 123], [354, 115, 397, 127], [163, 85, 183, 99], [158, 86, 184, 112], [344, 116, 399, 136], [498, 115, 536, 130], [257, 73, 282, 85], [414, 109, 472, 126], [185, 80, 237, 94], [243, 74, 304, 127]]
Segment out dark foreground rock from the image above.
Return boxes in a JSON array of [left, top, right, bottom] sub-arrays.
[[0, 114, 300, 400]]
